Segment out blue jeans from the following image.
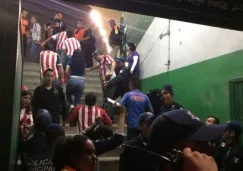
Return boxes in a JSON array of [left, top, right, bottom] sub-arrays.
[[63, 55, 72, 70], [66, 76, 84, 106], [30, 42, 40, 62]]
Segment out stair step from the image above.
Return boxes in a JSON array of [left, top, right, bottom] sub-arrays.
[[24, 62, 40, 71]]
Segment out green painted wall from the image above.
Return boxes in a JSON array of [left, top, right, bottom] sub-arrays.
[[141, 50, 243, 123]]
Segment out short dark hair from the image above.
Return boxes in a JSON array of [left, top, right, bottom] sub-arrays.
[[44, 68, 54, 76], [44, 43, 54, 51], [85, 92, 97, 106], [66, 30, 74, 38], [127, 42, 136, 51], [53, 135, 89, 171], [207, 116, 220, 124], [60, 25, 67, 31], [31, 15, 38, 20], [130, 76, 141, 89]]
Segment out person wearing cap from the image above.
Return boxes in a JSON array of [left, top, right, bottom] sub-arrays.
[[25, 124, 65, 171], [106, 56, 131, 99], [121, 76, 153, 140], [119, 112, 157, 171], [20, 109, 53, 169], [148, 109, 226, 171], [86, 50, 116, 118], [108, 19, 122, 58], [126, 42, 140, 77], [214, 120, 243, 171]]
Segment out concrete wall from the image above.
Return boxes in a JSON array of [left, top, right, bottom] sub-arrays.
[[138, 17, 243, 122]]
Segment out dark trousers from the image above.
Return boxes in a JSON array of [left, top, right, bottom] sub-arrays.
[[66, 76, 85, 106], [103, 85, 116, 121], [127, 128, 140, 140]]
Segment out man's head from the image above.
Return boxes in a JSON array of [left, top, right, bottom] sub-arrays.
[[138, 112, 156, 138], [222, 120, 242, 144], [45, 124, 65, 146], [92, 50, 103, 62], [44, 68, 54, 85], [66, 30, 74, 38], [77, 20, 84, 28], [31, 15, 37, 24], [126, 42, 136, 52], [115, 57, 126, 68], [21, 9, 28, 18], [205, 116, 220, 125], [85, 92, 97, 106], [108, 19, 116, 28], [44, 43, 54, 51], [163, 92, 174, 106], [34, 109, 53, 133], [129, 76, 141, 90], [60, 25, 67, 31], [149, 110, 226, 160], [161, 84, 174, 96]]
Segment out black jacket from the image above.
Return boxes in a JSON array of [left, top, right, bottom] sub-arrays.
[[215, 141, 243, 171], [107, 66, 131, 97], [160, 102, 183, 114], [109, 27, 122, 46], [119, 136, 158, 171], [32, 85, 68, 123]]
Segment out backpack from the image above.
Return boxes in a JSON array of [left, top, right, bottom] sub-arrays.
[[147, 89, 162, 115]]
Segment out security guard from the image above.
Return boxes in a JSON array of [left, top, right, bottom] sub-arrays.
[[214, 121, 243, 171], [32, 68, 68, 124], [119, 112, 157, 171]]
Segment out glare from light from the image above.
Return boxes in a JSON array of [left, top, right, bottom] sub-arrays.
[[90, 8, 111, 53], [99, 28, 106, 37]]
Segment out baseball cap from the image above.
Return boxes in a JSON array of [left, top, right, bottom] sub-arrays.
[[149, 110, 226, 155], [45, 124, 65, 141], [138, 112, 155, 126], [226, 120, 242, 136], [92, 50, 101, 58], [35, 109, 53, 132]]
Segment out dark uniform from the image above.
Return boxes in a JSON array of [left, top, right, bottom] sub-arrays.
[[160, 102, 183, 114], [32, 85, 68, 123], [215, 141, 243, 171], [119, 136, 157, 171], [107, 66, 131, 98]]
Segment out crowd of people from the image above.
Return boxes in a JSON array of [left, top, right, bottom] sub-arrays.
[[18, 7, 243, 171]]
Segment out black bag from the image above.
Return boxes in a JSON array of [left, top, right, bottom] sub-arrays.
[[147, 89, 162, 115]]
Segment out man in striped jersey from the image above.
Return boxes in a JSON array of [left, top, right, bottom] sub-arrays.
[[69, 92, 112, 133], [62, 30, 81, 68], [41, 25, 67, 55], [86, 50, 116, 119], [39, 44, 64, 85]]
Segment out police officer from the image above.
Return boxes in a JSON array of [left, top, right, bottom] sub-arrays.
[[32, 68, 68, 124], [105, 57, 131, 99], [119, 112, 157, 171], [214, 121, 243, 171]]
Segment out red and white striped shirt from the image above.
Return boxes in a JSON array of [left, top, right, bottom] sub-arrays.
[[62, 37, 81, 56], [70, 105, 112, 133], [98, 55, 116, 83], [52, 31, 67, 51], [40, 50, 62, 79]]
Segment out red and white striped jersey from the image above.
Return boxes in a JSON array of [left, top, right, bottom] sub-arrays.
[[52, 31, 67, 51], [40, 50, 62, 79], [62, 37, 81, 56], [98, 55, 116, 83], [70, 105, 112, 133]]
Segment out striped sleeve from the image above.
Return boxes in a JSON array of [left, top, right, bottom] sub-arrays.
[[100, 108, 112, 125], [106, 55, 114, 65]]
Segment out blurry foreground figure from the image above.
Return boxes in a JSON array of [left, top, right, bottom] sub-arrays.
[[148, 109, 225, 171]]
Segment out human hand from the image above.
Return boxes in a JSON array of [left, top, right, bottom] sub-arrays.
[[85, 68, 91, 73], [183, 147, 218, 171], [60, 78, 64, 85], [40, 42, 45, 48]]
